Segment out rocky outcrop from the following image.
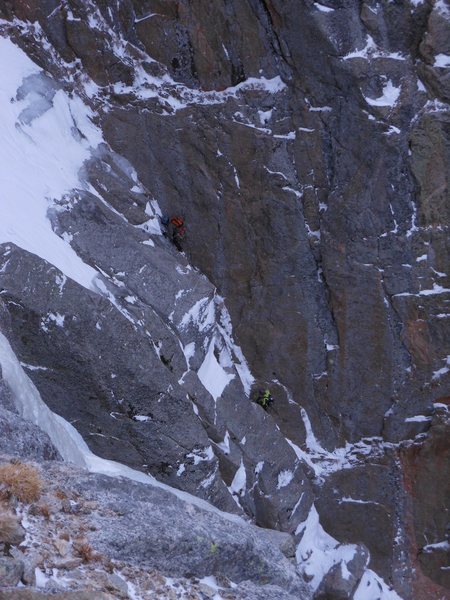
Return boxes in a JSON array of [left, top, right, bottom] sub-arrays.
[[0, 380, 59, 462], [0, 406, 59, 462], [0, 456, 311, 600]]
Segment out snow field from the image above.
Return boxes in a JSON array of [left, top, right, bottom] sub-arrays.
[[0, 37, 100, 290]]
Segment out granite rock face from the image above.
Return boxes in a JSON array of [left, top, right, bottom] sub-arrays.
[[0, 0, 449, 598], [0, 456, 311, 600]]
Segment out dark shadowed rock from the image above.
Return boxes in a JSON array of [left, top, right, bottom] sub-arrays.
[[0, 380, 15, 414], [399, 404, 450, 596]]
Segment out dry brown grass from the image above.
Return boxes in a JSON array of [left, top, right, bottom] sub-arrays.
[[54, 488, 67, 500], [74, 540, 97, 563], [0, 462, 43, 503], [35, 502, 51, 519]]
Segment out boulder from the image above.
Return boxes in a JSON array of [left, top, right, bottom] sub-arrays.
[[0, 557, 24, 587], [0, 512, 25, 546], [0, 406, 60, 462]]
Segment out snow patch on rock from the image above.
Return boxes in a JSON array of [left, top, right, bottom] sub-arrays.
[[197, 338, 235, 402], [364, 80, 401, 107], [295, 505, 358, 589]]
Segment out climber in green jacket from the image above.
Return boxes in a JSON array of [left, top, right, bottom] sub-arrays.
[[256, 389, 274, 411]]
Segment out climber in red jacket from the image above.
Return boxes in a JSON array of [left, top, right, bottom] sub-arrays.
[[166, 216, 186, 251]]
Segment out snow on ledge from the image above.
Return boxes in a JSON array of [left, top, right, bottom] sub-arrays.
[[314, 3, 335, 12], [432, 355, 450, 380], [364, 80, 401, 107], [229, 460, 246, 497], [116, 70, 286, 112], [344, 35, 377, 59], [229, 76, 286, 95], [343, 35, 405, 61], [404, 415, 432, 423], [395, 283, 450, 297], [277, 469, 294, 489]]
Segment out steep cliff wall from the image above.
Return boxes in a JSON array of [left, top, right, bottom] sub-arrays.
[[0, 1, 449, 598]]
